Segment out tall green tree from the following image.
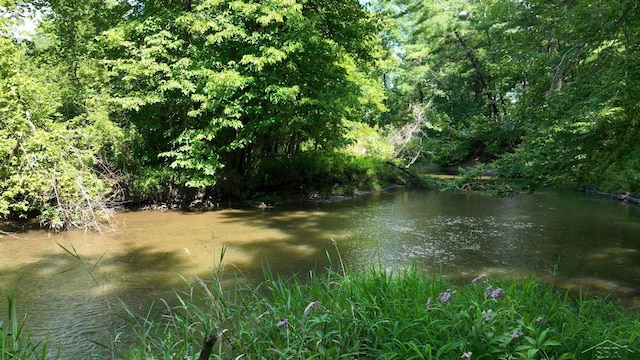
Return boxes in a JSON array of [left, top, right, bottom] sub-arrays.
[[383, 0, 520, 165], [101, 0, 384, 189], [495, 0, 640, 190], [0, 25, 119, 230]]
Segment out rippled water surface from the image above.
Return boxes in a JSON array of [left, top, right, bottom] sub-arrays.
[[1, 188, 640, 357]]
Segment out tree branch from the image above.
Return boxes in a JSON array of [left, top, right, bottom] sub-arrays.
[[14, 88, 37, 135]]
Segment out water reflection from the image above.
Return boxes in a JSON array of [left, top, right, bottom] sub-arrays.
[[326, 190, 640, 304], [1, 188, 640, 358]]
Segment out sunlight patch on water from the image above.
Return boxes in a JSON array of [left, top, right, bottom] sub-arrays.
[[602, 247, 638, 254], [556, 277, 639, 296]]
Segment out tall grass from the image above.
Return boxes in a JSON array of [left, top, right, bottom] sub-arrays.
[[120, 263, 640, 360], [0, 285, 50, 360]]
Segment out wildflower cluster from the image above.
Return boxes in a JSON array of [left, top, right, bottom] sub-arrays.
[[486, 285, 503, 299], [423, 273, 569, 359], [276, 319, 289, 330], [427, 289, 458, 308]]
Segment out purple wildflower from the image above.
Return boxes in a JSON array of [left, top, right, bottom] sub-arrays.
[[277, 319, 289, 330], [536, 316, 546, 324], [438, 290, 453, 303], [461, 351, 472, 359], [468, 305, 475, 313], [486, 285, 503, 299], [481, 309, 493, 321], [472, 274, 488, 283], [511, 330, 524, 340], [426, 297, 434, 308]]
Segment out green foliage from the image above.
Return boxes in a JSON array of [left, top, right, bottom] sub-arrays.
[[120, 266, 640, 359], [598, 148, 640, 195], [250, 150, 403, 197], [0, 285, 49, 359], [488, 0, 640, 190], [344, 121, 395, 159], [224, 118, 410, 200], [1, 0, 390, 224], [381, 0, 519, 165], [4, 0, 638, 224], [384, 0, 640, 191], [100, 0, 385, 188], [0, 34, 116, 230]]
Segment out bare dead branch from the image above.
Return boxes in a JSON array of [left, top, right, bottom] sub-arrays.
[[389, 102, 432, 167]]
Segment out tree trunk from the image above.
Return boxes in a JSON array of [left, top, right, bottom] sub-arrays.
[[453, 30, 500, 118]]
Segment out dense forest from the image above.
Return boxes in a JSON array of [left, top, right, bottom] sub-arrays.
[[1, 0, 639, 230]]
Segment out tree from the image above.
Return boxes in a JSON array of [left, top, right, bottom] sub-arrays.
[[382, 0, 521, 166], [0, 0, 129, 230], [493, 0, 640, 190], [1, 0, 388, 229], [100, 0, 384, 191], [0, 34, 118, 230]]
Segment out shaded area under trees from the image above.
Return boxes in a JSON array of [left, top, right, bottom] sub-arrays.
[[381, 0, 640, 193]]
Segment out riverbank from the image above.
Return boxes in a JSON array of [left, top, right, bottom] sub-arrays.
[[122, 184, 409, 214], [266, 183, 408, 205], [114, 156, 417, 210], [6, 266, 637, 359]]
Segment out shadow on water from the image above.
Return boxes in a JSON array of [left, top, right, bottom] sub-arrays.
[[0, 244, 194, 358], [211, 207, 346, 273]]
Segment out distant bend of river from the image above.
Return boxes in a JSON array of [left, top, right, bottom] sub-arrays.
[[1, 188, 639, 358]]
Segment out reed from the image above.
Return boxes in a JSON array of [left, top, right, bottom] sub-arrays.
[[0, 285, 50, 360]]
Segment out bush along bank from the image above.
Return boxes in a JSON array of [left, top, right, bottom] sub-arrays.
[[121, 151, 420, 211], [116, 265, 640, 360]]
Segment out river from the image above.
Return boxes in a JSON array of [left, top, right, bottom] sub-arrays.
[[1, 188, 640, 358]]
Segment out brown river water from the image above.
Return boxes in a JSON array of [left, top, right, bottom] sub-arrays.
[[1, 188, 640, 358]]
